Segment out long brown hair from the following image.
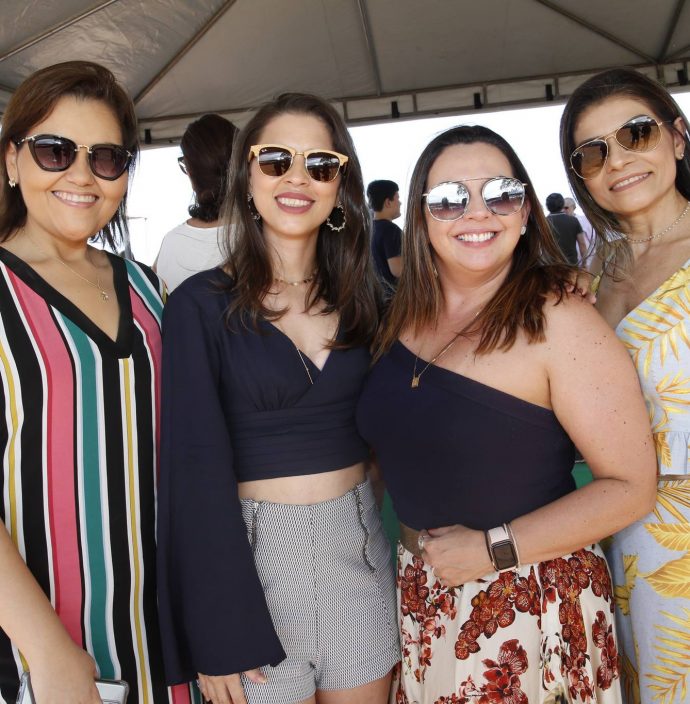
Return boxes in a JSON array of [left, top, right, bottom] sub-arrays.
[[182, 113, 237, 223], [377, 124, 572, 358], [560, 67, 690, 275], [221, 92, 379, 348], [0, 60, 138, 250]]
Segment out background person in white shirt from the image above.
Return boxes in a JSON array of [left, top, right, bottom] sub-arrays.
[[154, 114, 237, 291]]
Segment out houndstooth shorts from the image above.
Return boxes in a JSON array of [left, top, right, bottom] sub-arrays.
[[239, 478, 399, 704]]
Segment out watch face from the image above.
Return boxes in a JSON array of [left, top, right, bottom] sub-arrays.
[[493, 540, 518, 570]]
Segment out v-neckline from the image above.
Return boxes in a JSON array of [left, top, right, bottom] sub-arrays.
[[262, 319, 336, 374], [0, 247, 134, 357]]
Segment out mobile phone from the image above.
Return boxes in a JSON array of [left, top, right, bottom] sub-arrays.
[[17, 672, 129, 704]]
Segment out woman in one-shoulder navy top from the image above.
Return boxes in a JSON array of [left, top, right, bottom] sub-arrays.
[[356, 125, 657, 704], [157, 94, 398, 704]]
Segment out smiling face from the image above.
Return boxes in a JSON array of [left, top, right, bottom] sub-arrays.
[[248, 112, 341, 247], [424, 142, 530, 281], [573, 96, 685, 222], [4, 95, 128, 246]]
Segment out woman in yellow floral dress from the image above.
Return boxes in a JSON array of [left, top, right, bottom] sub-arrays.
[[561, 67, 690, 704]]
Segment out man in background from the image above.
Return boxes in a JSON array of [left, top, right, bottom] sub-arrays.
[[564, 196, 595, 269], [367, 180, 402, 293], [545, 192, 588, 266]]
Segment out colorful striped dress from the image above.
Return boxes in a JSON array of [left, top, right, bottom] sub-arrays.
[[0, 249, 199, 704]]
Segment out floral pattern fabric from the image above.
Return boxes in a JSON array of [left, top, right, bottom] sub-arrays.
[[393, 543, 621, 704], [607, 259, 690, 704]]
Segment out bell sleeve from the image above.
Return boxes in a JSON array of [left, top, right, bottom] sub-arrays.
[[157, 281, 286, 685]]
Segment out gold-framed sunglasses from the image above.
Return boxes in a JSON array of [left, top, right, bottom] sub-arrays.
[[248, 144, 348, 182], [570, 114, 668, 179]]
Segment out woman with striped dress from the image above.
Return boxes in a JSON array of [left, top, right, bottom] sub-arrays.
[[0, 62, 195, 704]]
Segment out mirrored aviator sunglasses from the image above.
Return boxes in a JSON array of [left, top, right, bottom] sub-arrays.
[[570, 115, 664, 180], [248, 144, 348, 182], [14, 134, 133, 181], [423, 177, 527, 221]]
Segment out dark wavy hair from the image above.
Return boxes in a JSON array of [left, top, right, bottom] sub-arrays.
[[182, 113, 237, 222], [560, 67, 690, 273], [376, 124, 573, 358], [221, 92, 379, 348], [0, 60, 138, 250]]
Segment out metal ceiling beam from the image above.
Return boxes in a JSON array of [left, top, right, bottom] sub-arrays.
[[532, 0, 656, 64], [134, 0, 238, 105], [356, 0, 383, 96], [136, 58, 690, 141], [668, 41, 690, 59], [658, 0, 686, 60], [0, 0, 120, 64]]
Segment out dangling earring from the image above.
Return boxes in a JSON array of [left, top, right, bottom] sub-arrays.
[[520, 225, 527, 236], [326, 202, 346, 232], [8, 178, 16, 188], [247, 193, 261, 221]]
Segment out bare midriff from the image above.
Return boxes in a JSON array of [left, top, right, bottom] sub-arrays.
[[237, 462, 367, 504]]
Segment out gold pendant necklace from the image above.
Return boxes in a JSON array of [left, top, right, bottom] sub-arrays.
[[26, 233, 110, 302], [411, 332, 462, 388], [411, 310, 481, 389]]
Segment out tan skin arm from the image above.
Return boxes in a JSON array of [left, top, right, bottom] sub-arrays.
[[0, 524, 100, 704], [421, 297, 656, 585]]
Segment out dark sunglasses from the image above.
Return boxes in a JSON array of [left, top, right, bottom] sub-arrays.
[[14, 134, 133, 181], [177, 156, 188, 175], [248, 144, 348, 182], [423, 177, 527, 221], [570, 115, 667, 180]]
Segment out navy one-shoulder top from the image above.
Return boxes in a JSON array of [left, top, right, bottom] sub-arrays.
[[157, 269, 370, 684], [356, 341, 575, 532]]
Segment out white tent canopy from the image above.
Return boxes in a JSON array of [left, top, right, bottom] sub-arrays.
[[2, 0, 689, 144]]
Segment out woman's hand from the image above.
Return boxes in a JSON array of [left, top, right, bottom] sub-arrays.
[[564, 269, 596, 303], [29, 642, 100, 704], [197, 668, 266, 704], [420, 525, 493, 587]]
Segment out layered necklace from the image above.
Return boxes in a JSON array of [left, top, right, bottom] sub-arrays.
[[622, 200, 690, 244], [27, 233, 110, 302]]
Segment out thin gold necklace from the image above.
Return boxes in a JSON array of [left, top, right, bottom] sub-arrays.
[[411, 310, 481, 389], [623, 200, 690, 244], [27, 233, 110, 302], [272, 318, 315, 385]]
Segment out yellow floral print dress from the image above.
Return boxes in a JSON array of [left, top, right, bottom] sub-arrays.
[[607, 259, 690, 704]]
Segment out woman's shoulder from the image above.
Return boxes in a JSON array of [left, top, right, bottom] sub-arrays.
[[541, 290, 625, 357], [165, 267, 235, 318]]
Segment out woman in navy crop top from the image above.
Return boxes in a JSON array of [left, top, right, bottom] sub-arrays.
[[157, 94, 399, 704], [356, 125, 657, 703]]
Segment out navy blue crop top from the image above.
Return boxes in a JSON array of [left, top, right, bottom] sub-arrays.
[[356, 341, 575, 532], [157, 269, 371, 684]]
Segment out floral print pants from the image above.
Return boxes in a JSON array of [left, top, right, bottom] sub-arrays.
[[393, 543, 622, 704]]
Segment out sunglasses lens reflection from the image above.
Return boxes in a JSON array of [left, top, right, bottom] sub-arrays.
[[304, 152, 341, 182], [426, 182, 469, 221], [483, 178, 525, 215], [618, 118, 660, 151], [90, 146, 130, 179], [32, 137, 76, 171], [257, 147, 293, 177]]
